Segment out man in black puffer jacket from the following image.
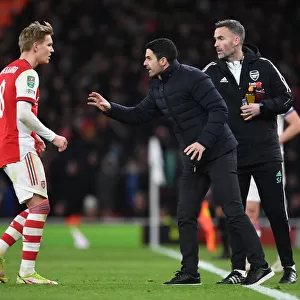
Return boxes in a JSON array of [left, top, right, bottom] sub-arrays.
[[203, 19, 296, 284], [87, 38, 273, 286]]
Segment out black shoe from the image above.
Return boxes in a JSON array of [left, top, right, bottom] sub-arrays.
[[242, 265, 274, 286], [163, 270, 201, 285], [216, 270, 245, 284], [279, 267, 297, 284], [212, 253, 231, 260]]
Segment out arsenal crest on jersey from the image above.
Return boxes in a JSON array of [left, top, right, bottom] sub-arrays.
[[249, 70, 260, 81], [41, 180, 46, 189]]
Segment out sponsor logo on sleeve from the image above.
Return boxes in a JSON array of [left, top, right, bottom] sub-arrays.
[[27, 76, 35, 88], [25, 88, 35, 96]]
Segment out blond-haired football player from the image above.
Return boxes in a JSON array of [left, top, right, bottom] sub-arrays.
[[0, 21, 67, 284]]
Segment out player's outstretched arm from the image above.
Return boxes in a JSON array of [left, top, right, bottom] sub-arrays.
[[17, 101, 68, 152]]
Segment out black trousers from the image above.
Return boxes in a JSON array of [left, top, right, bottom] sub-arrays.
[[229, 161, 295, 270], [178, 149, 266, 276]]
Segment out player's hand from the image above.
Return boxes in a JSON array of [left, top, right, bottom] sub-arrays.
[[88, 92, 111, 112], [35, 134, 46, 152], [184, 142, 206, 161], [241, 103, 260, 121], [52, 135, 68, 152]]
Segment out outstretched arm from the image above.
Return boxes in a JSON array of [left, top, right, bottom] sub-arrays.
[[88, 91, 163, 125]]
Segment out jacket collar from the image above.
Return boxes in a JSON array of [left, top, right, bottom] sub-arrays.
[[159, 59, 180, 82], [217, 44, 260, 70]]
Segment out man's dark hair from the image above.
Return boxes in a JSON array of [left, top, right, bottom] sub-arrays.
[[215, 19, 245, 45], [145, 38, 178, 63]]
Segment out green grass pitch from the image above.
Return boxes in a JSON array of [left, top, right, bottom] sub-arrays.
[[0, 223, 299, 300]]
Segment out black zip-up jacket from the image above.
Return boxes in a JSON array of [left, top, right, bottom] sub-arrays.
[[203, 45, 293, 166], [105, 60, 238, 166]]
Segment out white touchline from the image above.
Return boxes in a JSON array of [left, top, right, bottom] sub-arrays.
[[152, 246, 299, 300], [69, 226, 90, 249]]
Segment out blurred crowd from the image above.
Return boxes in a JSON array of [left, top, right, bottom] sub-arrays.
[[0, 0, 300, 218]]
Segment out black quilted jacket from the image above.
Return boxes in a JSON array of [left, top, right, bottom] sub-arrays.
[[105, 60, 237, 165]]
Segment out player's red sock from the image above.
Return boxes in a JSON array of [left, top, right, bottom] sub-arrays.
[[19, 199, 50, 276], [0, 209, 29, 257]]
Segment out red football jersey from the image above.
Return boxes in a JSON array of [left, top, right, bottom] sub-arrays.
[[0, 59, 40, 167]]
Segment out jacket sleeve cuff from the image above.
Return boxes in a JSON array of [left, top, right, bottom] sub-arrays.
[[103, 103, 113, 116], [197, 137, 210, 150], [259, 102, 265, 115]]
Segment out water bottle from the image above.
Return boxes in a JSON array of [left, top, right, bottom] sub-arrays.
[[255, 81, 265, 102], [245, 85, 255, 104], [241, 98, 248, 120]]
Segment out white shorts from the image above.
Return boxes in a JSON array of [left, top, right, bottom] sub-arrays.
[[247, 177, 261, 202], [247, 163, 286, 203], [3, 152, 48, 204]]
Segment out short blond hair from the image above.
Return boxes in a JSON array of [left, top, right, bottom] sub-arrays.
[[18, 21, 53, 53]]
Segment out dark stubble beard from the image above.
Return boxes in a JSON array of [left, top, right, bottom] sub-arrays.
[[222, 48, 236, 61]]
